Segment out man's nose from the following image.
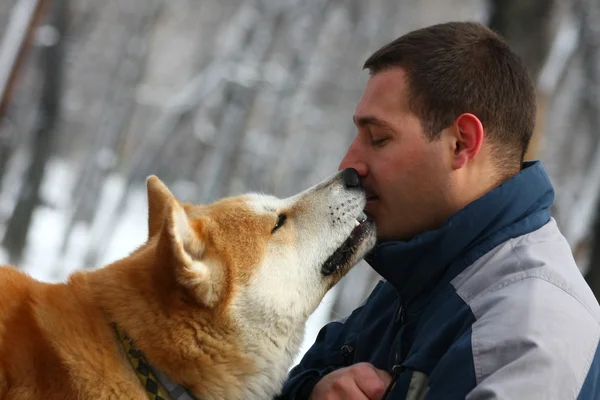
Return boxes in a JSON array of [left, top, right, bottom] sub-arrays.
[[341, 168, 361, 189], [339, 143, 368, 177]]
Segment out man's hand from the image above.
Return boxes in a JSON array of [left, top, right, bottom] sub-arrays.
[[309, 363, 392, 400]]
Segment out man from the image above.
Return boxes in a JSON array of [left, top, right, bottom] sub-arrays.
[[276, 21, 600, 399]]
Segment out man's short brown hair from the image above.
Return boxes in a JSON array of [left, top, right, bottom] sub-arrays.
[[363, 21, 536, 169]]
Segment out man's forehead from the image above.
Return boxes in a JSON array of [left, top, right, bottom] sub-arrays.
[[355, 68, 410, 117], [352, 114, 392, 130], [369, 67, 408, 86]]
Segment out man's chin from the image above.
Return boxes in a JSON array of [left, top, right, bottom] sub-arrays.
[[374, 223, 412, 243], [365, 208, 403, 242], [373, 224, 394, 243], [376, 233, 395, 243]]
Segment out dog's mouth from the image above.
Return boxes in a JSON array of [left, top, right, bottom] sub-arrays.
[[321, 211, 376, 276]]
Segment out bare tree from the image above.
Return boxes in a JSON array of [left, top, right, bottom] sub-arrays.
[[574, 0, 600, 300], [2, 0, 67, 263], [487, 0, 557, 160], [0, 0, 47, 185]]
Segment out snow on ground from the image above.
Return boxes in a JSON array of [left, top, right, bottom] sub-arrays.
[[0, 157, 77, 281], [59, 221, 92, 278], [98, 183, 147, 267], [20, 205, 68, 282]]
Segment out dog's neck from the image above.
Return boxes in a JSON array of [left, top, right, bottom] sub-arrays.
[[77, 242, 301, 399], [114, 323, 198, 400]]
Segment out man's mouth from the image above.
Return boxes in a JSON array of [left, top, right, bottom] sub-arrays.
[[365, 195, 378, 217]]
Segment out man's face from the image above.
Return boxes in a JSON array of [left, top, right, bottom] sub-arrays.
[[339, 68, 454, 242]]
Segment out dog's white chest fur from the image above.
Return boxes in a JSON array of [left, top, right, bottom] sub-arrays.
[[236, 323, 306, 399]]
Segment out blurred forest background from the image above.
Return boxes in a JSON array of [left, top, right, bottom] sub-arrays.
[[1, 0, 600, 362]]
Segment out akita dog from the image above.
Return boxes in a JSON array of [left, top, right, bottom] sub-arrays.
[[0, 168, 376, 399]]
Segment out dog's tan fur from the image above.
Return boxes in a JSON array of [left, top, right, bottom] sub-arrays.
[[0, 173, 375, 399]]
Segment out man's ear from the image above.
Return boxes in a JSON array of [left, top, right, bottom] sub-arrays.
[[162, 199, 223, 308], [147, 175, 175, 238], [451, 113, 484, 169]]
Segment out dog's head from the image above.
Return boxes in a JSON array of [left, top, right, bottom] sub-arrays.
[[146, 169, 376, 322]]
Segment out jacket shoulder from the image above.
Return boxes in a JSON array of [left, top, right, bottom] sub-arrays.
[[450, 219, 600, 399]]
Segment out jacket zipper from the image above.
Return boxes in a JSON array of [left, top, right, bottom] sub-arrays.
[[395, 301, 407, 325], [381, 364, 405, 400], [382, 300, 408, 398]]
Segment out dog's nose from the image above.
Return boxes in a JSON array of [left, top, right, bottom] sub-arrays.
[[341, 168, 361, 189]]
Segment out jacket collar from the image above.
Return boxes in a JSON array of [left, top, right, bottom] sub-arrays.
[[366, 161, 555, 303]]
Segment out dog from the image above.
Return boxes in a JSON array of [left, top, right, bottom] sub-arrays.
[[0, 168, 376, 399]]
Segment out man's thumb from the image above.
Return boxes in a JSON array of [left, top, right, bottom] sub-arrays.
[[373, 366, 393, 387]]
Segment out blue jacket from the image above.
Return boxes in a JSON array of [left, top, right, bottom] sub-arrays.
[[277, 161, 600, 399]]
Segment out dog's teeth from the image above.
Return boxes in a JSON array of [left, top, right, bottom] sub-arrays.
[[357, 212, 367, 223], [354, 219, 360, 227]]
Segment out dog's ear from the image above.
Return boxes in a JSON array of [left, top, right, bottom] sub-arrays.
[[146, 175, 175, 238], [163, 200, 223, 307]]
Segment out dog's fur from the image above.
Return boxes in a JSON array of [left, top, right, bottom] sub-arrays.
[[0, 171, 375, 399]]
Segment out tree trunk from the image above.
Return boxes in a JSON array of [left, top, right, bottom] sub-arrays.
[[487, 0, 556, 161], [2, 0, 67, 264]]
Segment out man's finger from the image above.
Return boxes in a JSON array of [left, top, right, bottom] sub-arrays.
[[353, 364, 393, 399]]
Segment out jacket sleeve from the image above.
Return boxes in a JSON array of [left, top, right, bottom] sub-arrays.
[[275, 281, 386, 399], [425, 277, 600, 400]]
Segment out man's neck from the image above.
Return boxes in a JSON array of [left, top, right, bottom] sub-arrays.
[[451, 162, 514, 217]]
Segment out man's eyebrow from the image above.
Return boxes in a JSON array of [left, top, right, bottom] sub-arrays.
[[353, 115, 394, 130]]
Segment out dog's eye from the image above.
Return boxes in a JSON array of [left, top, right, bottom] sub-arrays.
[[272, 214, 286, 233]]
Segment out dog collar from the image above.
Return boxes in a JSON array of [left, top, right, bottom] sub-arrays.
[[114, 324, 198, 400]]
